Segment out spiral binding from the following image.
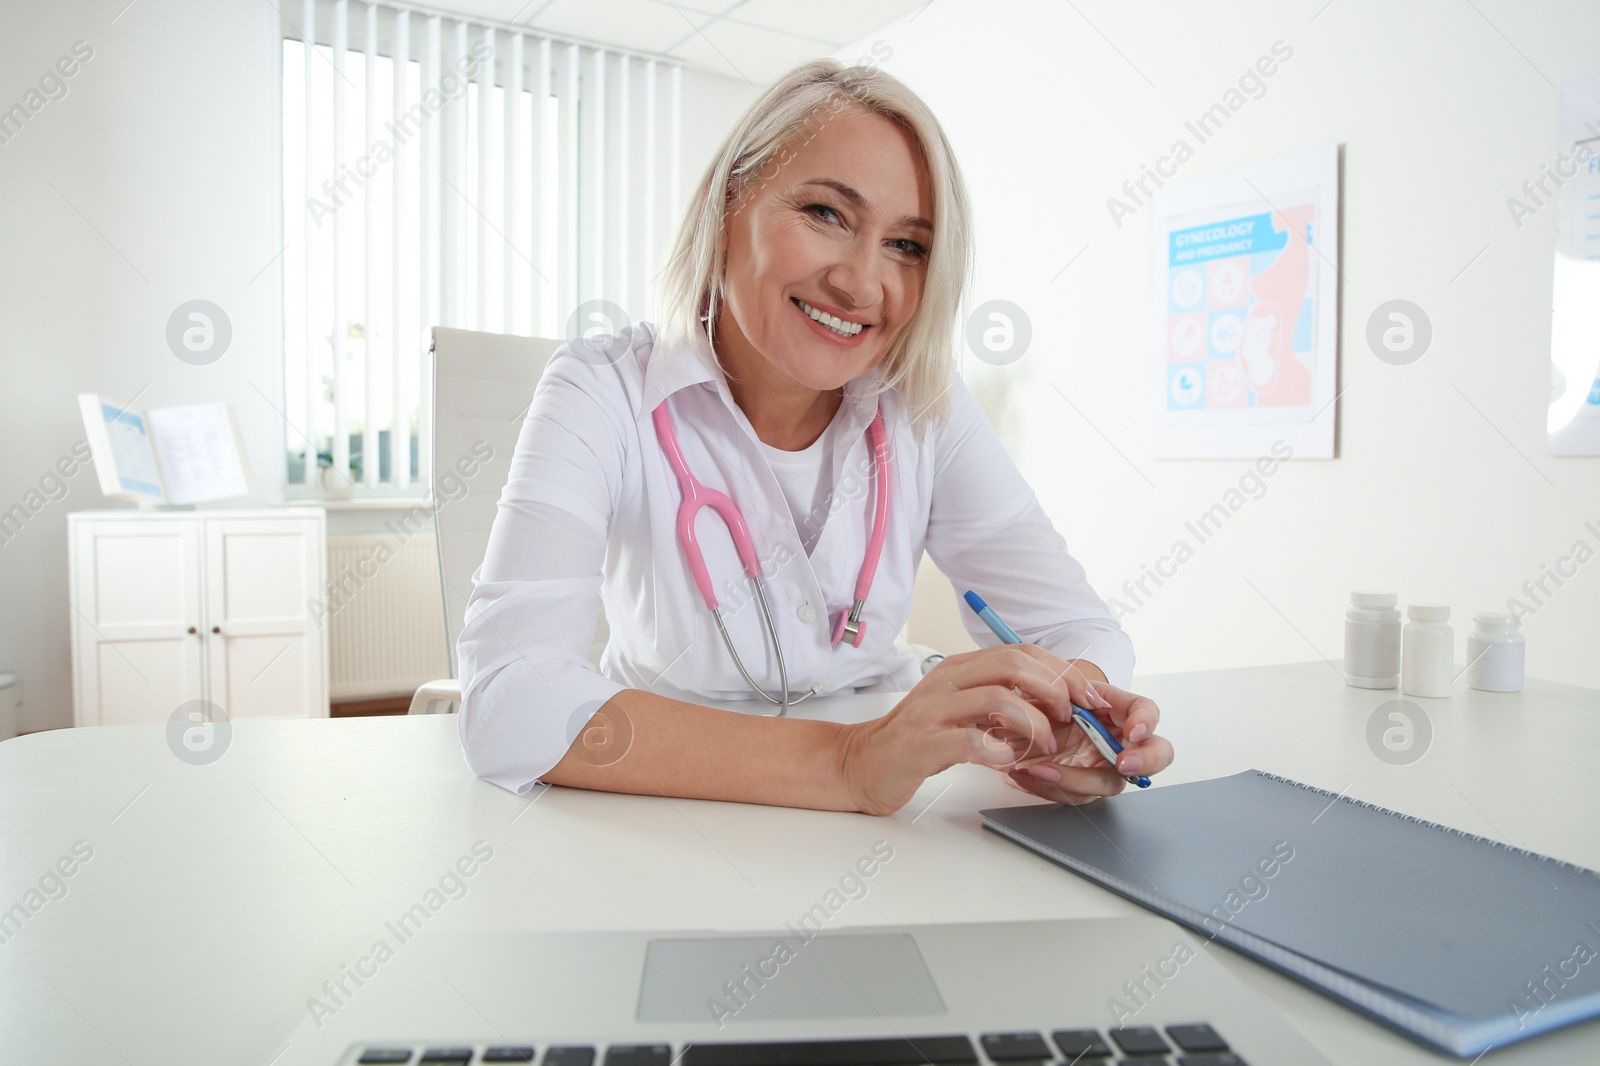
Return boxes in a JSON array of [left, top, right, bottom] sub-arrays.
[[1251, 769, 1599, 877]]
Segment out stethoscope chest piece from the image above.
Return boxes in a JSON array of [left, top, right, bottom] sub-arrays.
[[832, 602, 868, 647]]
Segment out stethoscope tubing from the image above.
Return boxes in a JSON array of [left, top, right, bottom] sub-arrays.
[[652, 399, 889, 715]]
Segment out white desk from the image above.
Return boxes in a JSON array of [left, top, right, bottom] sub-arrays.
[[1, 661, 1597, 1064]]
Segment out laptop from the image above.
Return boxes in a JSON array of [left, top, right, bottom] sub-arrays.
[[275, 918, 1325, 1065]]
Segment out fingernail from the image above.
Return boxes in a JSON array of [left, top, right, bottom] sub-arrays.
[[1046, 730, 1058, 755], [1087, 684, 1112, 710], [1129, 723, 1148, 744], [1119, 754, 1142, 775], [1027, 763, 1062, 783]]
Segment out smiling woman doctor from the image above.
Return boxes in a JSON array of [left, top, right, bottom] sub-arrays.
[[457, 59, 1173, 815]]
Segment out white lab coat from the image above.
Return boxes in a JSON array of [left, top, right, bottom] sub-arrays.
[[457, 320, 1134, 793]]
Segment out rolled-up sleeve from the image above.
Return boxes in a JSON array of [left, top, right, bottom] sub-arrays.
[[456, 350, 630, 793], [923, 375, 1136, 689]]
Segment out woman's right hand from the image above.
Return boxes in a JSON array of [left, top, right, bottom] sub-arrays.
[[836, 644, 1099, 815]]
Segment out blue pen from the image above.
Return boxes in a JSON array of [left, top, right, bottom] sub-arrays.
[[962, 590, 1151, 788]]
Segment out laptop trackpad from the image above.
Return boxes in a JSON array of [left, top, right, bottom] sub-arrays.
[[638, 933, 946, 1023]]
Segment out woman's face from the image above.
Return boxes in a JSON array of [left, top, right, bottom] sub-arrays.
[[717, 104, 934, 393]]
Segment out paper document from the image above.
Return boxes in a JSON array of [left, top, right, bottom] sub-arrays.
[[145, 403, 251, 505]]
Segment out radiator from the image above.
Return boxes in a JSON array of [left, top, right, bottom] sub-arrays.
[[325, 533, 450, 701]]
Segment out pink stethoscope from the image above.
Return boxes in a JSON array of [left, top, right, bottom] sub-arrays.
[[651, 399, 890, 716]]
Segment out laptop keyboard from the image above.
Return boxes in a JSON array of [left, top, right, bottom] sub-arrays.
[[351, 1024, 1245, 1065]]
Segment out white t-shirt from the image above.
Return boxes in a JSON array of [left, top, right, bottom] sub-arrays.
[[760, 426, 835, 558]]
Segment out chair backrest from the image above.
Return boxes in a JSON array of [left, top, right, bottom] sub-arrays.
[[429, 326, 609, 677]]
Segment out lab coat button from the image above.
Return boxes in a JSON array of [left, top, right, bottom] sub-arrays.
[[797, 603, 816, 623]]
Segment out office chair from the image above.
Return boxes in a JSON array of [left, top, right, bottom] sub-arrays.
[[406, 327, 606, 714]]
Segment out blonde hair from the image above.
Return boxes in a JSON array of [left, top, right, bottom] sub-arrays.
[[657, 58, 972, 437]]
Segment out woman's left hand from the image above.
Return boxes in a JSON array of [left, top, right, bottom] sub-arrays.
[[1002, 679, 1174, 805]]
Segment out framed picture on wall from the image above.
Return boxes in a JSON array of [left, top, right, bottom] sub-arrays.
[[1151, 142, 1341, 459]]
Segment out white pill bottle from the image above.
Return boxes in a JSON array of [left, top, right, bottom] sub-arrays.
[[1466, 612, 1525, 692], [1402, 603, 1454, 698], [1344, 591, 1402, 689]]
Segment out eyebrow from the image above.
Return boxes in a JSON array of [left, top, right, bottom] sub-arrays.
[[800, 178, 933, 233]]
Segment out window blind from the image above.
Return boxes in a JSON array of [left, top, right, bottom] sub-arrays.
[[281, 0, 682, 493]]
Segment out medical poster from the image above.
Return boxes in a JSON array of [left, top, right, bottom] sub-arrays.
[[1547, 71, 1600, 457], [1152, 143, 1340, 458]]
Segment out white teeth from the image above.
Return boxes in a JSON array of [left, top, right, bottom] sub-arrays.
[[796, 298, 863, 337]]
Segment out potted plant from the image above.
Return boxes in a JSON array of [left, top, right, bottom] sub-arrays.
[[315, 451, 359, 499]]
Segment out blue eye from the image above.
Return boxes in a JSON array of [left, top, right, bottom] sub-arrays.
[[805, 203, 926, 260]]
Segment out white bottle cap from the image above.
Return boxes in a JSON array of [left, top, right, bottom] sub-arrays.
[[1351, 591, 1397, 608], [1473, 612, 1520, 629], [1407, 603, 1450, 621]]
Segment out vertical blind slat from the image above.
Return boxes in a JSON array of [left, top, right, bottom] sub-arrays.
[[391, 8, 409, 490], [617, 56, 630, 319], [332, 0, 348, 482], [643, 58, 656, 325], [421, 14, 442, 486], [476, 25, 493, 331], [363, 1, 377, 488], [301, 0, 316, 487], [423, 15, 439, 342], [533, 37, 550, 337], [505, 33, 523, 335], [589, 49, 606, 309], [440, 21, 461, 331], [456, 20, 469, 332], [561, 44, 578, 331]]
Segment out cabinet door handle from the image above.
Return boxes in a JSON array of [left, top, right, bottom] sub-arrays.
[[187, 627, 197, 635], [212, 626, 221, 634]]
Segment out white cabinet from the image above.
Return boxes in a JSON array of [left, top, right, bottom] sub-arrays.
[[68, 509, 328, 726]]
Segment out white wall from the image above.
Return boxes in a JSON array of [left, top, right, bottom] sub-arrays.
[[0, 0, 757, 734], [847, 0, 1600, 689]]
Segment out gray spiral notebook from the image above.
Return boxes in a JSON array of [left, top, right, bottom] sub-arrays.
[[981, 770, 1600, 1058]]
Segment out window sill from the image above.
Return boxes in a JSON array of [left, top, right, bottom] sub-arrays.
[[278, 496, 432, 512]]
